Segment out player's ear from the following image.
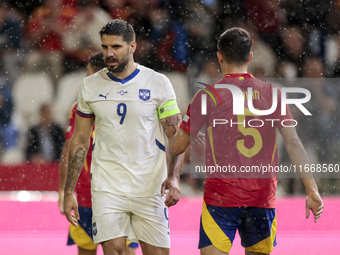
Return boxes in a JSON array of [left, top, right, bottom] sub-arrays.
[[217, 52, 223, 63], [247, 52, 253, 64], [130, 41, 137, 54]]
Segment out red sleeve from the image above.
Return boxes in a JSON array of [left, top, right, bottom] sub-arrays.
[[180, 104, 191, 133], [180, 89, 207, 135], [65, 102, 77, 140], [275, 86, 295, 129]]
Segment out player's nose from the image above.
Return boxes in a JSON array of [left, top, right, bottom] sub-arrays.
[[107, 47, 116, 57]]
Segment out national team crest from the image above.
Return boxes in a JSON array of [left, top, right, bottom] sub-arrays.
[[139, 89, 150, 101]]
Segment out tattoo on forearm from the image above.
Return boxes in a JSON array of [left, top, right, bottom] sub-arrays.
[[161, 114, 181, 136], [169, 150, 177, 166], [169, 147, 185, 179], [65, 146, 87, 192]]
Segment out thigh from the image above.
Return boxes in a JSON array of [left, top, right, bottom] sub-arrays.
[[130, 195, 170, 248], [200, 245, 229, 255], [92, 191, 131, 245], [199, 202, 241, 254], [78, 246, 97, 255], [101, 236, 127, 255], [139, 240, 169, 255], [239, 208, 276, 254]]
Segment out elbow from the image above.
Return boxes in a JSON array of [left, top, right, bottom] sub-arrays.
[[170, 143, 186, 156], [169, 129, 190, 156]]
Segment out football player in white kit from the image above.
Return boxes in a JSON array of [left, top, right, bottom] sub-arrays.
[[64, 19, 185, 255]]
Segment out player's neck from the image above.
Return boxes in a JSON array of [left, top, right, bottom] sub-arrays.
[[112, 61, 137, 80], [222, 64, 248, 76]]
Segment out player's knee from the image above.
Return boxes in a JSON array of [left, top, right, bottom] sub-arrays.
[[101, 241, 126, 255], [78, 247, 97, 255], [245, 251, 270, 255], [102, 246, 125, 255]]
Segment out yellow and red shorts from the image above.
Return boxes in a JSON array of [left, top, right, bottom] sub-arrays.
[[199, 202, 277, 254]]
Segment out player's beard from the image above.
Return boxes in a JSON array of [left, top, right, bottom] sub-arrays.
[[106, 50, 130, 74]]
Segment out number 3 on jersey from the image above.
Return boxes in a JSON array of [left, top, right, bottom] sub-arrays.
[[117, 103, 127, 124], [237, 108, 263, 158]]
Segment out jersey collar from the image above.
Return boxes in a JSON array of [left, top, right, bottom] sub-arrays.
[[224, 73, 253, 79], [107, 66, 140, 84]]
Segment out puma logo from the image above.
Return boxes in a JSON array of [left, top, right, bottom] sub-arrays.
[[99, 93, 109, 99]]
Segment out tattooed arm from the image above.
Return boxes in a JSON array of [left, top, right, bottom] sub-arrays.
[[160, 113, 185, 207], [64, 114, 94, 226]]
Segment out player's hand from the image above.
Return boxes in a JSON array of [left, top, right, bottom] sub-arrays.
[[58, 189, 65, 215], [161, 176, 180, 207], [306, 191, 324, 223], [64, 193, 79, 227]]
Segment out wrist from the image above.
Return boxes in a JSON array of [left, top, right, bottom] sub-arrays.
[[167, 174, 180, 180], [302, 178, 318, 195], [306, 187, 319, 195]]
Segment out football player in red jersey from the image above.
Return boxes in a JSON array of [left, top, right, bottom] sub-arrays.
[[58, 52, 138, 255], [169, 28, 324, 255]]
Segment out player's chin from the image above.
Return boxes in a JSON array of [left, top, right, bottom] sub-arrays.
[[107, 66, 117, 73]]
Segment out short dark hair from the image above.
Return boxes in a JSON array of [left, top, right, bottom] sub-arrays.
[[78, 0, 94, 8], [99, 19, 135, 43], [88, 52, 106, 72], [217, 27, 252, 66]]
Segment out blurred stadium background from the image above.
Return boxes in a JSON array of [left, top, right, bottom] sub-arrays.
[[0, 0, 340, 254]]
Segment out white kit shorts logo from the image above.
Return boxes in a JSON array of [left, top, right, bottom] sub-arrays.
[[92, 222, 97, 236]]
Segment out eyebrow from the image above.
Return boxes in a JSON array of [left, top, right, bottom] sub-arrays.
[[101, 44, 123, 47]]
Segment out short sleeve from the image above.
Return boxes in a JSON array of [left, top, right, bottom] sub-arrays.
[[180, 89, 206, 136], [158, 75, 177, 108], [76, 80, 94, 118], [275, 86, 295, 129]]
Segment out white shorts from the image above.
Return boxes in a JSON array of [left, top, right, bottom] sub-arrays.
[[91, 191, 170, 248]]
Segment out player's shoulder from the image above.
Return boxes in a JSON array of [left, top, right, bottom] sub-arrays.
[[247, 76, 280, 91], [137, 64, 169, 85], [247, 77, 284, 103], [80, 68, 109, 94], [83, 68, 108, 84]]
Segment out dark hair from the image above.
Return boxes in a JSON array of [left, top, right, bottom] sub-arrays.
[[78, 0, 94, 8], [88, 52, 106, 72], [217, 27, 252, 66], [99, 19, 135, 43]]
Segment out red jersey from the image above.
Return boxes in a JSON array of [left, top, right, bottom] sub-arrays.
[[180, 73, 294, 208], [65, 102, 94, 208]]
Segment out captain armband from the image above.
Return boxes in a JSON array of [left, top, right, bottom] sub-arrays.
[[157, 100, 180, 119]]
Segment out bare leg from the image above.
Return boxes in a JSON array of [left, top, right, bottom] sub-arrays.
[[200, 245, 228, 255], [126, 246, 137, 255], [245, 250, 270, 255], [101, 237, 127, 255], [139, 240, 169, 255], [78, 246, 97, 255]]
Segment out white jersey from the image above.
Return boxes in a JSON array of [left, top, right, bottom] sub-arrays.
[[77, 64, 177, 197]]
